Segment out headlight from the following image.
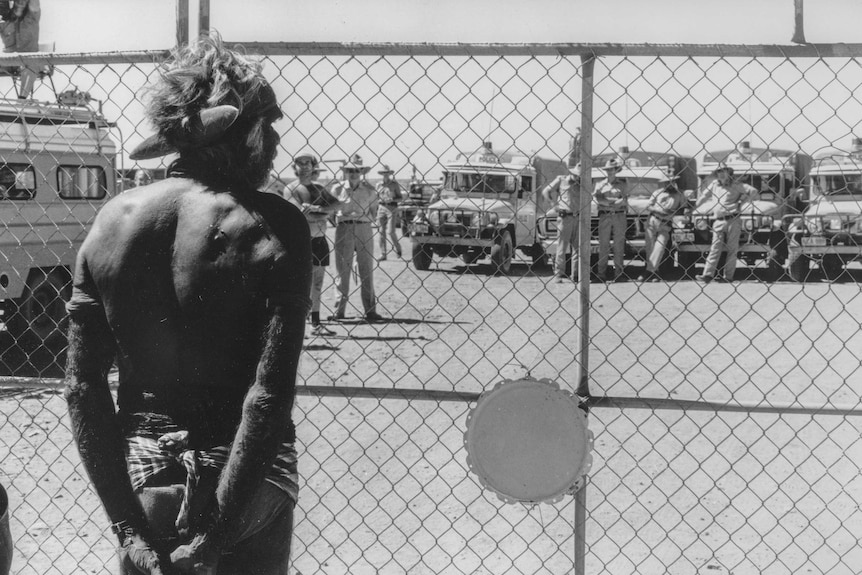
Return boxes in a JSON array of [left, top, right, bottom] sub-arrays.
[[487, 212, 499, 226], [470, 212, 481, 227], [428, 210, 440, 225], [695, 217, 709, 231], [825, 216, 843, 231], [743, 218, 755, 231], [805, 218, 822, 234], [673, 216, 691, 228]]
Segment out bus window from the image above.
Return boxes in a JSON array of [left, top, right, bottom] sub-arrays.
[[58, 166, 107, 199], [0, 163, 36, 200]]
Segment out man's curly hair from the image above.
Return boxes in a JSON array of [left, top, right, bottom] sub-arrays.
[[144, 33, 279, 191]]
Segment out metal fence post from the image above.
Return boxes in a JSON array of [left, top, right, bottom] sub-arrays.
[[176, 0, 189, 48], [574, 51, 595, 575]]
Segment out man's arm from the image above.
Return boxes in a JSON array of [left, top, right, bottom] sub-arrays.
[[541, 176, 559, 206], [695, 182, 713, 208], [65, 250, 171, 574]]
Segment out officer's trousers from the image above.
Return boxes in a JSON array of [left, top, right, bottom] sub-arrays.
[[702, 216, 742, 280], [597, 211, 626, 275], [555, 214, 579, 278], [333, 222, 377, 316], [644, 215, 672, 273]]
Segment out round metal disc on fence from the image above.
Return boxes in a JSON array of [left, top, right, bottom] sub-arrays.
[[464, 377, 593, 504]]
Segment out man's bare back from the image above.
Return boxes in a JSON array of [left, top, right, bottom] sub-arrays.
[[76, 178, 310, 446]]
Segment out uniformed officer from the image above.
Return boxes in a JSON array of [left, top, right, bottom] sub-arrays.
[[593, 157, 628, 281], [640, 171, 686, 282], [542, 164, 582, 283], [330, 154, 384, 322], [376, 164, 403, 260], [285, 151, 342, 336], [695, 162, 757, 283]]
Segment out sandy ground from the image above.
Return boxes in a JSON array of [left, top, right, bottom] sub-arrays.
[[2, 235, 862, 574]]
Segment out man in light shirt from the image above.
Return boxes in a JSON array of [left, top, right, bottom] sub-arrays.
[[695, 162, 757, 283], [639, 171, 686, 282], [330, 154, 385, 322], [542, 164, 582, 283], [593, 158, 628, 282]]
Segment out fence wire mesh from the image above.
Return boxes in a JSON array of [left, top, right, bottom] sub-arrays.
[[0, 44, 861, 575]]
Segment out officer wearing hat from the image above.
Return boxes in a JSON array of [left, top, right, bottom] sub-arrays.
[[640, 169, 687, 282], [542, 164, 583, 283], [375, 163, 404, 260], [330, 154, 385, 322], [694, 162, 757, 283], [285, 150, 342, 336], [593, 157, 629, 281]]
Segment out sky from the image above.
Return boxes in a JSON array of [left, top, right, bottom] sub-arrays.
[[36, 0, 862, 50], [26, 0, 862, 180]]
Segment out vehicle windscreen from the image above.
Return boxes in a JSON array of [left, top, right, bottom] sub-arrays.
[[446, 172, 513, 196], [815, 174, 862, 197], [626, 179, 661, 199], [735, 174, 786, 196]]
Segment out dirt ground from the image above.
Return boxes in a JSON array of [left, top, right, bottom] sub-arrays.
[[2, 235, 862, 574]]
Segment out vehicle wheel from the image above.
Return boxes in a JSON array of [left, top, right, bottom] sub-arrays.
[[529, 243, 547, 269], [658, 251, 674, 275], [461, 249, 482, 265], [787, 253, 809, 282], [7, 268, 70, 343], [821, 254, 843, 279], [490, 230, 514, 274], [677, 251, 698, 275], [412, 243, 433, 271]]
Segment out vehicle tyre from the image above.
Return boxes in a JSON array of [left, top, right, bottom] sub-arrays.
[[412, 243, 433, 271], [787, 253, 810, 282], [529, 243, 548, 269], [677, 251, 698, 275], [821, 254, 843, 279], [490, 230, 513, 274], [6, 268, 70, 346], [461, 249, 482, 265]]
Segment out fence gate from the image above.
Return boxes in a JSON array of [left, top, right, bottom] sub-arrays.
[[0, 40, 861, 575]]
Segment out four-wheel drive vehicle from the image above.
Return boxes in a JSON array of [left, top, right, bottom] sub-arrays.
[[785, 138, 862, 281], [672, 142, 811, 275], [536, 149, 697, 270], [408, 142, 568, 273], [399, 180, 440, 236], [0, 98, 118, 351]]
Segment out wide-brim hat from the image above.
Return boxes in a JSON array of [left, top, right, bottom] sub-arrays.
[[711, 162, 734, 176], [378, 164, 394, 174], [569, 164, 581, 177], [293, 150, 319, 166], [657, 172, 680, 183], [602, 158, 623, 172], [341, 154, 372, 173]]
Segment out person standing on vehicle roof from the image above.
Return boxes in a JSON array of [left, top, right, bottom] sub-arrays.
[[330, 154, 385, 323], [639, 170, 686, 282], [376, 164, 403, 260], [695, 162, 757, 283], [285, 151, 342, 337], [593, 157, 628, 282], [542, 164, 582, 283]]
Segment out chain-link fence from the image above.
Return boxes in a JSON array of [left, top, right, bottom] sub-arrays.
[[1, 42, 862, 574]]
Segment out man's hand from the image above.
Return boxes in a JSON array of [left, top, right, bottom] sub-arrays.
[[170, 533, 220, 575], [120, 532, 175, 575]]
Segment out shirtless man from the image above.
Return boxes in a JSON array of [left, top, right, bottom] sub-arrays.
[[64, 35, 311, 575]]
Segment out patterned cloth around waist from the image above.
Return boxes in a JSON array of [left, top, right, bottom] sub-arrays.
[[125, 417, 299, 505]]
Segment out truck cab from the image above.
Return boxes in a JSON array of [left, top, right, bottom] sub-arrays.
[[673, 142, 810, 276], [408, 142, 566, 274], [0, 97, 118, 357], [785, 137, 862, 281]]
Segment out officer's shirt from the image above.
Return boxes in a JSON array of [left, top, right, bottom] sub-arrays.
[[700, 180, 756, 217], [593, 178, 628, 212], [376, 180, 402, 206], [334, 180, 378, 223], [648, 186, 684, 218], [285, 181, 333, 238], [547, 175, 580, 214]]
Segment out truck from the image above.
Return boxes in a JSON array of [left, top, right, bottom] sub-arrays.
[[399, 179, 440, 237], [672, 141, 811, 276], [407, 142, 569, 274], [0, 97, 119, 357], [785, 137, 862, 281], [536, 148, 697, 273]]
